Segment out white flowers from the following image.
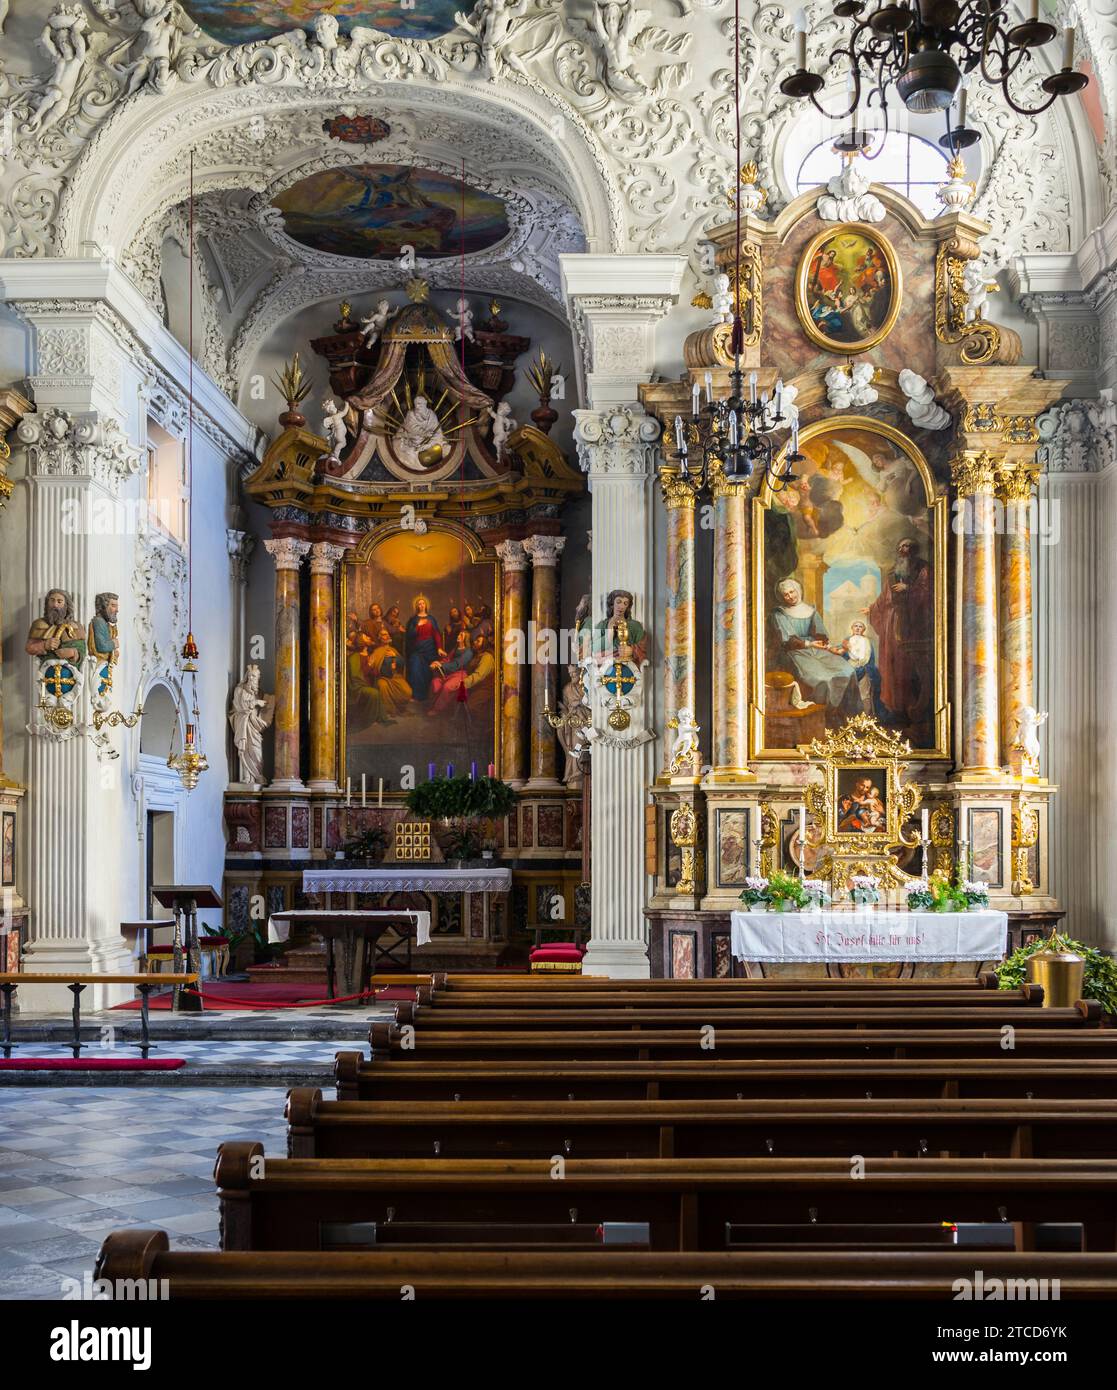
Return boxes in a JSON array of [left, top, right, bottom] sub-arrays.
[[850, 875, 880, 890], [744, 875, 768, 890], [905, 879, 931, 897], [962, 879, 988, 895]]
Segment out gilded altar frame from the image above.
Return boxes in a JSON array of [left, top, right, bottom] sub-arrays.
[[749, 416, 951, 762], [795, 222, 904, 355], [802, 715, 923, 891], [339, 520, 503, 789]]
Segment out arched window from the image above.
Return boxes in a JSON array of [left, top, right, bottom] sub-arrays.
[[796, 132, 951, 218]]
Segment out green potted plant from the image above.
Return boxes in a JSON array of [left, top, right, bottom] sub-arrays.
[[764, 869, 809, 913], [999, 932, 1117, 1015], [849, 874, 881, 907], [342, 824, 389, 866], [406, 775, 515, 866]]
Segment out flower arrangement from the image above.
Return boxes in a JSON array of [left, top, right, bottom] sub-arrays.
[[961, 878, 990, 908], [405, 775, 516, 865], [904, 879, 935, 910], [739, 876, 769, 908], [904, 867, 990, 912], [849, 874, 880, 907], [738, 870, 810, 911], [998, 932, 1117, 1015], [802, 878, 830, 909]]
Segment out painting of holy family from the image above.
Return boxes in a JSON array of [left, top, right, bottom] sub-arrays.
[[343, 530, 497, 783], [760, 422, 945, 757]]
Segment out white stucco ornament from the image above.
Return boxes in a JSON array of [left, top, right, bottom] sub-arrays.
[[898, 369, 952, 431], [817, 160, 885, 224], [825, 362, 877, 409]]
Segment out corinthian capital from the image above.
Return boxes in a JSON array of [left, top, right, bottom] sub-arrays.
[[573, 407, 661, 478], [495, 539, 529, 572], [309, 541, 347, 575], [522, 534, 566, 568], [950, 450, 998, 497], [263, 536, 311, 571]]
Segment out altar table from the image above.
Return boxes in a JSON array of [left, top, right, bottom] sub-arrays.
[[302, 868, 512, 895], [268, 909, 432, 1000], [729, 909, 1008, 965]]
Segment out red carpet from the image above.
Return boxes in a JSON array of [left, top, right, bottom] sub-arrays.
[[109, 980, 416, 1012], [0, 1058, 186, 1071]]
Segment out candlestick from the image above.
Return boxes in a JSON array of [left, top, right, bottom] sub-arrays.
[[377, 777, 383, 808], [798, 805, 806, 878], [794, 8, 808, 70]]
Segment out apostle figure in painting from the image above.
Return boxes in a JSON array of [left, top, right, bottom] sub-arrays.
[[26, 589, 86, 664], [769, 578, 861, 716], [428, 632, 496, 715], [385, 604, 406, 651], [229, 664, 275, 787], [368, 626, 412, 718], [593, 589, 647, 667], [405, 596, 444, 700], [347, 636, 389, 729], [865, 537, 932, 730], [394, 395, 446, 468], [429, 630, 472, 703]]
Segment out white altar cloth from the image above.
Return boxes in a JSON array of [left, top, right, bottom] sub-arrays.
[[729, 908, 1008, 964], [268, 909, 432, 946], [302, 867, 512, 895]]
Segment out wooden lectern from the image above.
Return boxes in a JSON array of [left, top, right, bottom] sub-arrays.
[[151, 885, 223, 1013]]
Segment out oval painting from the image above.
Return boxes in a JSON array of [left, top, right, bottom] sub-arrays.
[[181, 1, 463, 44], [272, 165, 510, 260], [795, 223, 902, 353]]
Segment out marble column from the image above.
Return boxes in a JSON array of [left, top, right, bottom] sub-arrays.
[[523, 534, 566, 790], [996, 465, 1039, 777], [659, 467, 699, 777], [952, 451, 1001, 777], [710, 467, 753, 780], [307, 542, 346, 791], [495, 539, 529, 787], [264, 536, 311, 791], [226, 528, 255, 680]]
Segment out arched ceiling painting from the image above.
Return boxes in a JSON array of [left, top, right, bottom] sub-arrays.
[[271, 165, 511, 260], [181, 1, 462, 45]]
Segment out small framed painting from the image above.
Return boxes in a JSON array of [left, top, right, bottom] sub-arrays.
[[796, 223, 902, 354]]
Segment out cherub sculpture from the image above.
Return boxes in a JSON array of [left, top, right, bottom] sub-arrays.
[[321, 398, 348, 460], [488, 400, 517, 460], [667, 707, 701, 775], [1013, 706, 1048, 778], [107, 0, 179, 97], [592, 0, 647, 97], [710, 272, 734, 325], [360, 299, 394, 348], [962, 258, 996, 324], [450, 296, 475, 343], [454, 0, 530, 81], [24, 7, 89, 136]]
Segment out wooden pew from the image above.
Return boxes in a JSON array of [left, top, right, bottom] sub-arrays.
[[412, 985, 1044, 1011], [335, 1052, 1117, 1104], [213, 1145, 1117, 1252], [427, 971, 995, 991], [393, 1001, 1080, 1031], [286, 1087, 1117, 1161], [368, 1020, 1117, 1062], [347, 1057, 1116, 1107], [94, 1230, 1117, 1299]]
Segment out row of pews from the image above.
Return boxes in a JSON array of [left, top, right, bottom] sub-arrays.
[[95, 971, 1117, 1299]]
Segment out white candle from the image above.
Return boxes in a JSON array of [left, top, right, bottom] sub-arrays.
[[774, 378, 784, 417], [345, 777, 351, 807], [798, 804, 806, 846], [728, 410, 738, 447], [674, 414, 686, 453], [361, 773, 366, 807], [958, 76, 968, 127], [794, 8, 808, 69], [748, 371, 757, 404], [378, 777, 383, 808], [1029, 0, 1039, 20], [704, 370, 713, 404], [691, 380, 700, 416], [921, 807, 929, 842], [1063, 25, 1075, 69]]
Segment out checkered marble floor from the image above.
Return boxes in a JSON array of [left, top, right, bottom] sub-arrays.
[[0, 1085, 292, 1299]]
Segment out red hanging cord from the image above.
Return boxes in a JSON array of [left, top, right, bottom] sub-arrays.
[[730, 0, 744, 358], [455, 159, 470, 711], [187, 149, 194, 630]]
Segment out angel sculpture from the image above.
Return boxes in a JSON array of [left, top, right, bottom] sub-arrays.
[[1013, 706, 1048, 778], [99, 0, 179, 97], [710, 272, 734, 325], [592, 0, 647, 97], [450, 296, 475, 344], [24, 7, 90, 136], [454, 0, 529, 82], [360, 299, 395, 348], [321, 398, 348, 460], [488, 401, 517, 460], [898, 369, 951, 431], [962, 258, 996, 324], [667, 707, 701, 775]]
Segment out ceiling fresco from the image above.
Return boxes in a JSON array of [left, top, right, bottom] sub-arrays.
[[181, 1, 463, 46]]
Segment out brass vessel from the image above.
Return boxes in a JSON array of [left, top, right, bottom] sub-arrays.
[[1026, 946, 1085, 1009]]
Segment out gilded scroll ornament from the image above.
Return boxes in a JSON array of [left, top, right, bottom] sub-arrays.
[[934, 239, 1003, 365]]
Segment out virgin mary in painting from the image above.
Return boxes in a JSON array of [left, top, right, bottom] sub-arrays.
[[404, 596, 443, 700]]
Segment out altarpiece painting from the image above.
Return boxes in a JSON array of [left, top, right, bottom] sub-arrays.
[[753, 419, 948, 760]]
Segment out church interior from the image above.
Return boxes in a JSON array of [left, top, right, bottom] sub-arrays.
[[1, 0, 1117, 1344]]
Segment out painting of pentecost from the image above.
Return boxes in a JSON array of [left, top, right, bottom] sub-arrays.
[[343, 530, 498, 784], [271, 164, 510, 260], [180, 1, 464, 44], [761, 422, 941, 756]]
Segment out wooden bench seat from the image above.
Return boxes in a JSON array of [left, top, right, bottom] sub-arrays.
[[287, 1087, 1117, 1161], [94, 1230, 1117, 1298], [369, 1021, 1117, 1061], [415, 985, 1042, 1011], [213, 1145, 1117, 1252], [394, 1002, 1085, 1031], [0, 971, 199, 1058], [335, 1052, 1117, 1104], [427, 971, 994, 991]]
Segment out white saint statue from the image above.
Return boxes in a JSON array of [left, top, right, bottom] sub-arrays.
[[229, 664, 275, 787], [394, 395, 446, 468]]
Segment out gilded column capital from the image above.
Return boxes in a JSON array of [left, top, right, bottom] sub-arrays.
[[263, 536, 311, 572], [523, 534, 566, 568], [993, 464, 1040, 505], [309, 541, 347, 575], [658, 467, 699, 509], [494, 538, 529, 571], [950, 450, 998, 497]]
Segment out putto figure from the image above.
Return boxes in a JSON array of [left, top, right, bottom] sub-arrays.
[[454, 0, 530, 81], [360, 299, 395, 348], [450, 296, 475, 343], [24, 7, 89, 136]]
